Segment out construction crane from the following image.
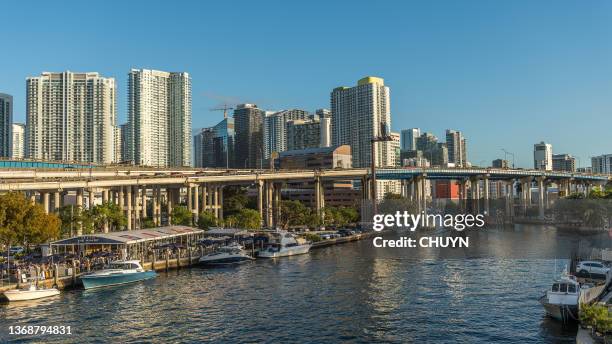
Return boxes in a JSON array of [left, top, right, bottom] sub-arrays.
[[210, 104, 234, 119]]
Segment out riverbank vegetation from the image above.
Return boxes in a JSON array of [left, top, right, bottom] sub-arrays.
[[0, 192, 61, 248]]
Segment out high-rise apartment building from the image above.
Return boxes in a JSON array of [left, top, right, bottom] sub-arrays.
[[400, 128, 420, 151], [387, 132, 400, 166], [534, 141, 553, 170], [119, 124, 128, 163], [263, 109, 309, 159], [331, 76, 393, 168], [234, 104, 265, 169], [552, 154, 576, 172], [0, 93, 12, 158], [26, 72, 116, 164], [127, 69, 192, 167], [286, 116, 331, 151], [193, 118, 235, 168], [592, 154, 612, 174], [11, 123, 25, 159], [113, 126, 122, 164], [445, 129, 467, 167]]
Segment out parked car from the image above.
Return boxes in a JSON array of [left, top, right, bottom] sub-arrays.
[[576, 261, 610, 276], [338, 229, 356, 237]]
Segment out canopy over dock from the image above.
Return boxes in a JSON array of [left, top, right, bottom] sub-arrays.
[[49, 226, 204, 258]]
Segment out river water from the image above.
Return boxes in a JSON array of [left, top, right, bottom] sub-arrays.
[[1, 225, 610, 343]]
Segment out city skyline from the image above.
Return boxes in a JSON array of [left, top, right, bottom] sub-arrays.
[[1, 1, 612, 167]]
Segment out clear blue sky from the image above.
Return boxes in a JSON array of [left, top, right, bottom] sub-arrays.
[[1, 0, 611, 168]]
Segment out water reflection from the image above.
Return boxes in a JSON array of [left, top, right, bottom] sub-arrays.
[[1, 225, 608, 343]]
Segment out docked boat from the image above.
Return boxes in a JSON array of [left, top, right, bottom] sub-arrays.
[[199, 243, 254, 265], [3, 284, 60, 302], [81, 260, 157, 290], [539, 269, 589, 322], [258, 231, 311, 258]]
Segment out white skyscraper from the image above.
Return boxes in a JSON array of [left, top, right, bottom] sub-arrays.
[[113, 126, 122, 163], [534, 141, 553, 171], [263, 109, 309, 159], [0, 93, 13, 158], [11, 123, 25, 159], [445, 129, 467, 167], [26, 72, 116, 164], [400, 128, 420, 151], [331, 76, 393, 168], [127, 69, 192, 167]]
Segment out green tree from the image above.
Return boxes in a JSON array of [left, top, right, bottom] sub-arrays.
[[197, 210, 219, 229], [222, 186, 250, 217], [225, 208, 261, 230], [171, 205, 193, 226], [141, 218, 156, 229], [58, 205, 94, 236], [88, 202, 126, 232], [279, 200, 312, 229], [0, 192, 60, 247]]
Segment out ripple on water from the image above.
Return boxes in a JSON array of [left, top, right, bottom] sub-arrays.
[[1, 226, 599, 343]]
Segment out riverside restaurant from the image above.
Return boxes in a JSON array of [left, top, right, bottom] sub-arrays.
[[49, 226, 205, 260]]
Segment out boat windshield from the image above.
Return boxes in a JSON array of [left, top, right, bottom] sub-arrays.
[[551, 282, 577, 294], [109, 263, 140, 270]]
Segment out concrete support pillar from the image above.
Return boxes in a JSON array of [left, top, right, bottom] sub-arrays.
[[201, 184, 208, 212], [76, 188, 84, 235], [141, 187, 147, 219], [42, 192, 50, 214], [133, 186, 140, 219], [219, 186, 224, 222], [126, 186, 133, 230], [470, 178, 480, 213], [118, 186, 124, 212], [505, 180, 512, 218], [414, 177, 422, 211], [214, 185, 220, 220], [187, 185, 193, 214], [416, 176, 426, 215], [266, 182, 273, 227], [361, 177, 369, 200], [167, 188, 173, 225], [483, 175, 490, 215], [29, 193, 36, 205], [207, 185, 214, 213], [257, 180, 264, 227], [54, 191, 61, 212], [88, 188, 95, 210], [194, 184, 200, 219], [537, 176, 546, 219], [273, 183, 280, 227], [155, 185, 162, 226], [152, 187, 159, 226]]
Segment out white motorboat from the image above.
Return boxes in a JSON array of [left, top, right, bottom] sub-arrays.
[[81, 260, 157, 290], [258, 231, 311, 258], [3, 284, 60, 302], [199, 243, 254, 265], [539, 269, 590, 322]]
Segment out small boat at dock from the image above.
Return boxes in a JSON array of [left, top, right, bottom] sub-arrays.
[[199, 243, 254, 265], [258, 231, 311, 258], [3, 284, 60, 302], [539, 269, 590, 322], [81, 260, 157, 290]]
